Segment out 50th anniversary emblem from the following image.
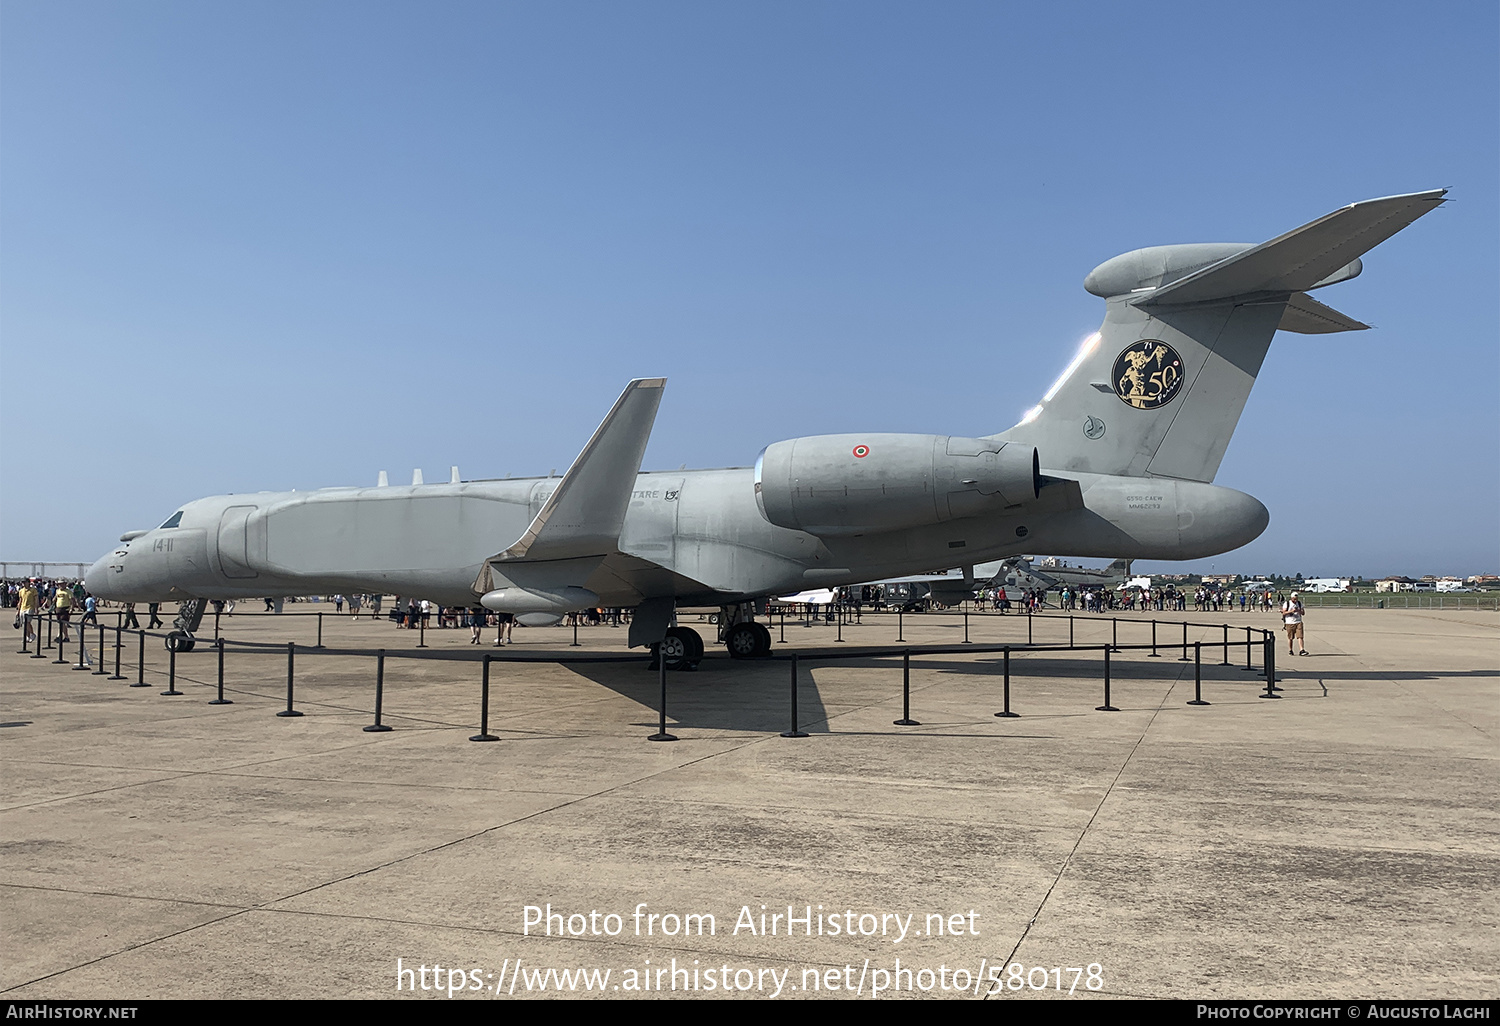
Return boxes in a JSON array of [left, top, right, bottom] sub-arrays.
[[1114, 340, 1184, 409]]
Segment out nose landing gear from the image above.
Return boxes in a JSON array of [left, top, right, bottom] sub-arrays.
[[164, 598, 208, 652]]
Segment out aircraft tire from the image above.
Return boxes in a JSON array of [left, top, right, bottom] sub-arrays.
[[661, 627, 701, 670], [752, 623, 772, 657], [725, 623, 760, 659], [164, 631, 195, 653]]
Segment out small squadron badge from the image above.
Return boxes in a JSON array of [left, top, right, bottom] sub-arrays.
[[1083, 416, 1106, 440], [1113, 340, 1184, 410]]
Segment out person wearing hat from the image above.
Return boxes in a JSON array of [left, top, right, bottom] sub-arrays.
[[54, 582, 73, 643], [1281, 591, 1307, 656]]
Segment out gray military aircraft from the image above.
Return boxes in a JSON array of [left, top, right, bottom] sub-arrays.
[[998, 557, 1134, 595], [85, 190, 1445, 667]]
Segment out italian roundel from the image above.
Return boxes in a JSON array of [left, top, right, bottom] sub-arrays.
[[852, 445, 869, 458], [1113, 340, 1184, 410]]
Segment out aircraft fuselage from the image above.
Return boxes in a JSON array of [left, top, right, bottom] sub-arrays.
[[85, 467, 1266, 608]]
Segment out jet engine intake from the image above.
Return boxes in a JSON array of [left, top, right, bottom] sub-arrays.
[[754, 434, 1039, 536]]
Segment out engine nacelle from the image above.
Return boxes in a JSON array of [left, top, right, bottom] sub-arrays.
[[754, 434, 1040, 536]]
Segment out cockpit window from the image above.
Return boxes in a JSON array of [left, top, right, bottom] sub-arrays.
[[159, 511, 184, 529]]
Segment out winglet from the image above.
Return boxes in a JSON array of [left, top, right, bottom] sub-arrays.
[[500, 378, 666, 562]]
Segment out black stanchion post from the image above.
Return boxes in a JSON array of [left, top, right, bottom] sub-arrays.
[[53, 618, 67, 663], [46, 615, 53, 650], [1259, 636, 1281, 699], [1027, 611, 1032, 645], [365, 650, 390, 731], [1096, 646, 1118, 711], [210, 638, 232, 704], [1111, 618, 1118, 652], [93, 624, 108, 674], [782, 652, 809, 737], [317, 612, 324, 649], [418, 615, 427, 649], [894, 649, 919, 726], [470, 654, 498, 740], [214, 611, 220, 640], [836, 613, 843, 643], [896, 608, 904, 643], [1221, 624, 1230, 666], [1179, 621, 1189, 661], [109, 626, 125, 680], [132, 630, 148, 686], [1188, 642, 1209, 706], [1149, 619, 1160, 657], [779, 609, 785, 644], [73, 623, 89, 670], [1244, 627, 1253, 671], [995, 646, 1019, 718], [649, 647, 677, 742], [571, 619, 580, 647], [162, 646, 182, 696], [277, 642, 303, 716], [962, 611, 971, 644]]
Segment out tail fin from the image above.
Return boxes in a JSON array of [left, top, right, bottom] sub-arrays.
[[996, 190, 1445, 482]]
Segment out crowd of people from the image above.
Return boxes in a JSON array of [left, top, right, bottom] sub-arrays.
[[7, 577, 1307, 653]]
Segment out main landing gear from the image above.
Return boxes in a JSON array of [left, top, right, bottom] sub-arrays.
[[724, 621, 772, 659], [718, 599, 772, 659], [654, 626, 704, 671]]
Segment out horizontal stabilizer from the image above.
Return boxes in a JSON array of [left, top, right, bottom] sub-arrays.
[[1276, 292, 1370, 334], [1138, 189, 1446, 306], [503, 378, 664, 562]]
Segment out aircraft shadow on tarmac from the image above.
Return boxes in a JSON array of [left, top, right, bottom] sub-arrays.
[[564, 659, 834, 734], [557, 651, 1284, 733]]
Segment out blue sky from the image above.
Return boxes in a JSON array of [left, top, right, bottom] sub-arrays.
[[3, 1, 1496, 579]]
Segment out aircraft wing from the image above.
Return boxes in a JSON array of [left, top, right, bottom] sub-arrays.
[[1137, 189, 1446, 307], [501, 378, 665, 561], [472, 379, 664, 601]]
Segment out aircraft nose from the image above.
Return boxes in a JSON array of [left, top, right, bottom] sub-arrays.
[[84, 554, 115, 599]]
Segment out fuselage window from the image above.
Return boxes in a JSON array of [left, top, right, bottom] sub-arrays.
[[159, 511, 184, 529]]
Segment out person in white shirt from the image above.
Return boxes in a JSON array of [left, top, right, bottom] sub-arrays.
[[1281, 592, 1307, 656]]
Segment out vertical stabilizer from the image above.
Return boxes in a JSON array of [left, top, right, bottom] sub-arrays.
[[996, 190, 1445, 482]]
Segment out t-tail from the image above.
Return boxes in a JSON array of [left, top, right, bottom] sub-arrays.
[[996, 190, 1446, 482]]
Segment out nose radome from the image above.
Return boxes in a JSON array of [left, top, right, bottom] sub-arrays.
[[84, 554, 115, 599]]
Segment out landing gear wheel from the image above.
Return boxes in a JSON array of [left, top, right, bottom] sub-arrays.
[[661, 627, 702, 670], [684, 627, 705, 662], [752, 622, 771, 657], [165, 631, 195, 653], [726, 622, 760, 659]]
